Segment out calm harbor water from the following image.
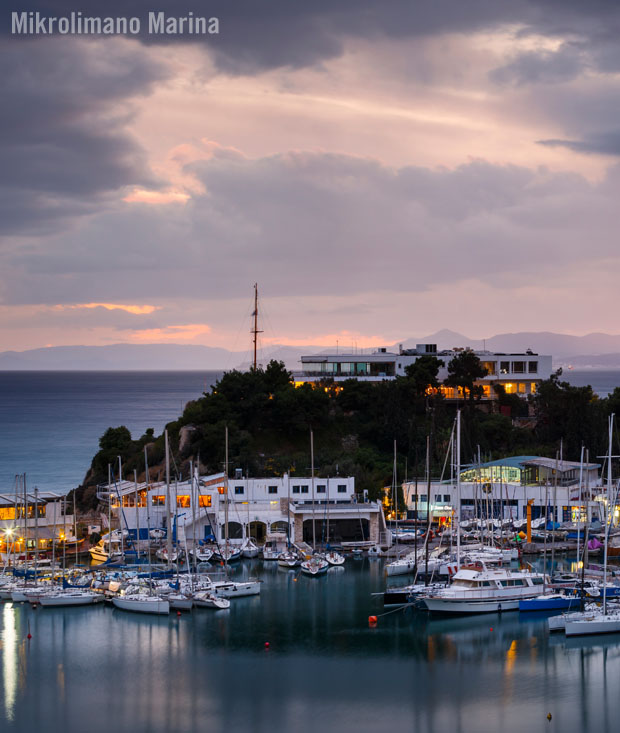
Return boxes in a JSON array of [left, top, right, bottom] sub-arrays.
[[2, 558, 620, 733]]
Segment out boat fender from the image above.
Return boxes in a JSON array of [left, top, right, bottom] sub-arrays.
[[497, 604, 502, 613], [368, 616, 378, 627]]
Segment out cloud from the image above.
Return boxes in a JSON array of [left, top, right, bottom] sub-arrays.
[[0, 37, 170, 236], [57, 303, 161, 315], [538, 131, 620, 156], [127, 323, 212, 342], [2, 149, 618, 312]]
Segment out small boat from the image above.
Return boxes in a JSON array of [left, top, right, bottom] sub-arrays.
[[155, 547, 179, 563], [241, 538, 260, 559], [38, 590, 102, 607], [277, 551, 301, 568], [189, 546, 214, 563], [300, 557, 329, 576], [112, 594, 170, 615], [193, 591, 230, 609], [213, 546, 242, 563], [519, 593, 583, 612], [212, 580, 261, 597], [324, 551, 345, 566], [565, 610, 620, 637]]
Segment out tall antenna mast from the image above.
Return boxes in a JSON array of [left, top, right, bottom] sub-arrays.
[[251, 283, 263, 370]]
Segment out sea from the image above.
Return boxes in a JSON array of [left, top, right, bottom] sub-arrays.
[[0, 369, 617, 494], [2, 557, 620, 733], [2, 369, 620, 733]]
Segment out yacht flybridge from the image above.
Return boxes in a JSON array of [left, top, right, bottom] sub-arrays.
[[423, 565, 548, 614]]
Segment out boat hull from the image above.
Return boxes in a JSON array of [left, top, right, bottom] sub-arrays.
[[112, 597, 170, 614], [565, 615, 620, 636], [423, 597, 521, 614]]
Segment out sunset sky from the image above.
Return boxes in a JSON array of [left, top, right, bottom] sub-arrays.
[[3, 1, 620, 353]]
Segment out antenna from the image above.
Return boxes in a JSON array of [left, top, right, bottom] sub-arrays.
[[251, 283, 264, 370]]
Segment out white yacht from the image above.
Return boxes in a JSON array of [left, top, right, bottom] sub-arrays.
[[423, 566, 547, 614]]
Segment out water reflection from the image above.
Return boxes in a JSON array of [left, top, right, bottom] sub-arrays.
[[1, 603, 17, 721], [1, 560, 620, 732]]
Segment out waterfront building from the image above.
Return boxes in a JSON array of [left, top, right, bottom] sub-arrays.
[[295, 343, 552, 399], [0, 491, 75, 559], [403, 455, 601, 524], [99, 472, 388, 547]]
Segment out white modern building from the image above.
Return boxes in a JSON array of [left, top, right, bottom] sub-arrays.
[[403, 456, 601, 524], [99, 472, 388, 547], [295, 344, 553, 399], [0, 491, 76, 560]]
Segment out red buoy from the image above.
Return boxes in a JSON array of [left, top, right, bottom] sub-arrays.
[[177, 610, 181, 617], [264, 642, 270, 649], [368, 615, 378, 627], [27, 633, 32, 639]]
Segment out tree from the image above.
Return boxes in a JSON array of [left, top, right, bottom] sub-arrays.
[[444, 350, 488, 401], [404, 355, 445, 397]]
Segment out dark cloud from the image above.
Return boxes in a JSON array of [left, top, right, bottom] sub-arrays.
[[2, 152, 616, 306], [0, 37, 169, 236], [12, 0, 620, 73], [538, 132, 620, 156]]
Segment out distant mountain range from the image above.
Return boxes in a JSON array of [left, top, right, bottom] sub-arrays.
[[3, 331, 620, 370]]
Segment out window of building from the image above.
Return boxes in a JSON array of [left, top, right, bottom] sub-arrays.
[[443, 494, 451, 503], [500, 361, 510, 374], [198, 495, 212, 508], [481, 361, 496, 375], [530, 382, 537, 394], [337, 485, 347, 493], [292, 485, 301, 494], [504, 383, 515, 394], [0, 507, 16, 520], [435, 494, 442, 502], [512, 361, 525, 374], [152, 495, 165, 506], [420, 494, 428, 503], [340, 362, 353, 374], [268, 486, 278, 494], [482, 384, 491, 397], [234, 486, 244, 495], [301, 486, 309, 494], [316, 485, 326, 493], [177, 495, 190, 508], [528, 361, 538, 374], [518, 383, 526, 394]]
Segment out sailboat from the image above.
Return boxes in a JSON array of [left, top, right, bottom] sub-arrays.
[[562, 414, 620, 637]]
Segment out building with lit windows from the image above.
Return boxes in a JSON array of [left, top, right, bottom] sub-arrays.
[[100, 471, 388, 546], [403, 455, 601, 524], [295, 344, 552, 399]]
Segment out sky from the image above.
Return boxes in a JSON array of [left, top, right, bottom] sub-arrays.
[[3, 0, 620, 353]]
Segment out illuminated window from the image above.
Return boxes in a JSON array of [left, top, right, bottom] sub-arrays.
[[0, 507, 16, 520], [518, 383, 526, 394], [530, 382, 537, 393], [198, 495, 212, 508], [481, 361, 496, 375], [504, 383, 515, 394], [152, 495, 165, 506], [482, 385, 491, 397], [176, 495, 191, 508]]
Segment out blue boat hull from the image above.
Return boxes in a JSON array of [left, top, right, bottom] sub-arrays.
[[519, 597, 582, 612]]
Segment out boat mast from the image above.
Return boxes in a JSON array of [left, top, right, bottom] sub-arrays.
[[224, 425, 229, 573], [251, 283, 263, 371], [144, 446, 153, 576], [33, 485, 38, 586], [134, 469, 140, 562], [604, 414, 614, 614], [311, 429, 316, 551], [107, 463, 112, 558], [456, 410, 461, 569], [577, 444, 584, 562], [118, 455, 124, 559], [165, 430, 172, 566]]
